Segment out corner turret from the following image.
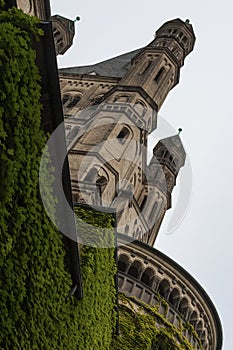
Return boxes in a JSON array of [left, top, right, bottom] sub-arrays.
[[149, 133, 186, 208], [152, 18, 196, 67], [118, 18, 196, 111], [52, 15, 78, 55]]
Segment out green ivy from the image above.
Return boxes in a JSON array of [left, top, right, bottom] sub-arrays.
[[0, 7, 116, 350], [111, 293, 203, 350], [74, 206, 117, 349]]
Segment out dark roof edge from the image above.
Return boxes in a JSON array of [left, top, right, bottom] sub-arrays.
[[58, 48, 142, 79], [59, 71, 120, 83]]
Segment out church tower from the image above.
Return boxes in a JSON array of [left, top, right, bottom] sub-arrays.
[[59, 18, 195, 246], [118, 18, 195, 110]]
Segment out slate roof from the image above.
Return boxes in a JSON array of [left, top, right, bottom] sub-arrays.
[[59, 48, 141, 78]]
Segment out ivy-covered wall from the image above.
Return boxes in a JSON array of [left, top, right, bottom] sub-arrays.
[[0, 5, 116, 350], [111, 293, 202, 350], [74, 206, 117, 348]]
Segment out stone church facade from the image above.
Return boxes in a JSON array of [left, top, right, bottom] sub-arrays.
[[59, 18, 194, 246]]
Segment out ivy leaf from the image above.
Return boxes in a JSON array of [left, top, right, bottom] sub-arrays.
[[7, 149, 14, 156]]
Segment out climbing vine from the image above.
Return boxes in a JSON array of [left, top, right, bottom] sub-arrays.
[[111, 293, 203, 350], [0, 6, 116, 350], [74, 205, 117, 349]]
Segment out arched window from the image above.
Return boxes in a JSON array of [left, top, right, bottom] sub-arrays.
[[190, 311, 198, 327], [117, 127, 130, 144], [168, 288, 180, 307], [134, 100, 147, 117], [178, 297, 189, 318], [157, 279, 170, 298], [128, 261, 142, 279], [128, 266, 139, 278], [66, 95, 81, 109], [141, 268, 154, 287], [118, 254, 129, 273], [141, 272, 150, 286]]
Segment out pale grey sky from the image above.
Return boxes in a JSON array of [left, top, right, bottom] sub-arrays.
[[51, 1, 233, 348]]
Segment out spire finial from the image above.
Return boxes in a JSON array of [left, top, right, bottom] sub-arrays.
[[74, 16, 81, 23], [185, 19, 190, 24], [178, 128, 183, 135]]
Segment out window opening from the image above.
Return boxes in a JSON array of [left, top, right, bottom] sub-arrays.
[[141, 271, 151, 286], [117, 127, 130, 144], [62, 94, 70, 105], [142, 60, 152, 75], [140, 195, 147, 211], [128, 266, 139, 278], [118, 261, 127, 272], [155, 67, 165, 83], [67, 95, 81, 109]]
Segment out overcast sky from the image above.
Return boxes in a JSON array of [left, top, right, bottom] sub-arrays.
[[51, 1, 233, 348]]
